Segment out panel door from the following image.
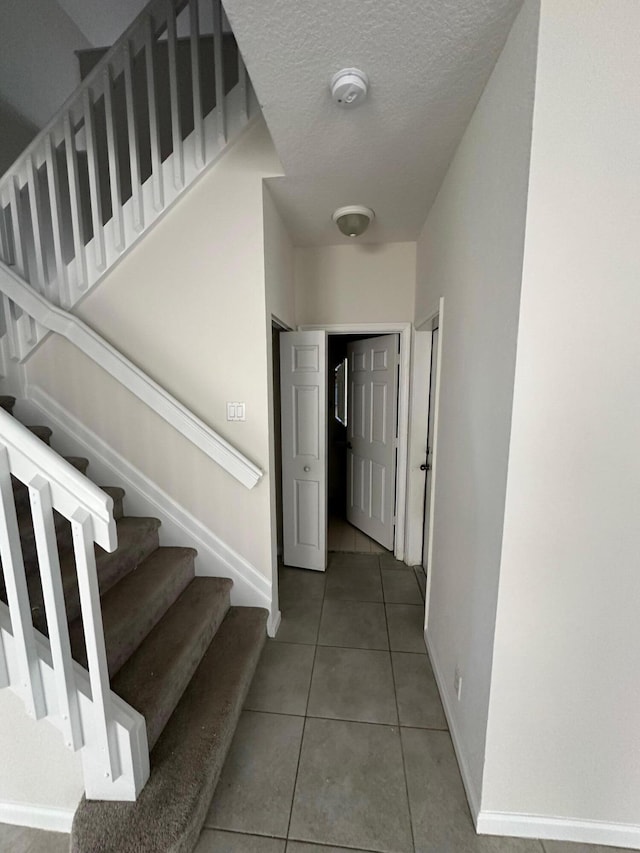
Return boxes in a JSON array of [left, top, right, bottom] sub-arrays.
[[346, 334, 399, 550], [280, 331, 327, 571]]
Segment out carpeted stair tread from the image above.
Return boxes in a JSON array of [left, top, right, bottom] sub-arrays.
[[12, 455, 90, 513], [0, 396, 15, 413], [112, 577, 232, 751], [16, 504, 73, 575], [69, 546, 197, 677], [28, 516, 161, 634], [102, 486, 125, 520], [26, 424, 53, 444], [64, 456, 90, 474], [71, 606, 268, 853]]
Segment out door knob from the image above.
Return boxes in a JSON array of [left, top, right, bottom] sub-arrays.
[[347, 442, 353, 450], [303, 465, 311, 472], [420, 462, 431, 472]]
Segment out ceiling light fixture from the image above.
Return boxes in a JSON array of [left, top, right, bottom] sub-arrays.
[[332, 205, 375, 238], [330, 68, 369, 107]]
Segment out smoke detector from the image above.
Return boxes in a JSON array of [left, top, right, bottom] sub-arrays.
[[330, 68, 369, 107]]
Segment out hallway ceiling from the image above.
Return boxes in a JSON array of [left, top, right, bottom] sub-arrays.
[[224, 0, 524, 246]]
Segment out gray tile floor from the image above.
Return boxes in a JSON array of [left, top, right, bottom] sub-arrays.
[[2, 552, 637, 853]]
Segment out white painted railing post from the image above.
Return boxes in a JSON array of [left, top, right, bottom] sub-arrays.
[[166, 0, 184, 190], [212, 0, 227, 145], [0, 446, 47, 719], [190, 0, 205, 168], [29, 474, 84, 751], [71, 507, 121, 782], [44, 133, 71, 307]]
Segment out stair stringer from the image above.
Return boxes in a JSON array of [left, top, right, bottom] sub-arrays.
[[16, 386, 278, 636]]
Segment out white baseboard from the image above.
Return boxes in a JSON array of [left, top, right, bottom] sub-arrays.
[[424, 628, 481, 822], [20, 385, 274, 620], [267, 609, 282, 638], [0, 801, 75, 834], [477, 811, 640, 850]]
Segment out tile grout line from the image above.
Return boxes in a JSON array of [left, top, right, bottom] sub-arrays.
[[282, 559, 326, 844], [381, 551, 418, 853]]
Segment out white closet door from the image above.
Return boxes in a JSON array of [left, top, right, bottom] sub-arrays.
[[347, 334, 398, 550], [280, 331, 327, 571]]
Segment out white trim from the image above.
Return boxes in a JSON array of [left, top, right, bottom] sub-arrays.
[[299, 322, 411, 563], [0, 407, 116, 551], [476, 810, 640, 849], [0, 260, 262, 492], [20, 386, 273, 620], [424, 627, 481, 821], [422, 297, 445, 632], [404, 328, 430, 566], [267, 609, 282, 638], [0, 802, 75, 834]]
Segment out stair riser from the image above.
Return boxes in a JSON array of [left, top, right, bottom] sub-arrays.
[[70, 550, 196, 678], [27, 525, 161, 636], [113, 579, 233, 752], [70, 608, 268, 853]]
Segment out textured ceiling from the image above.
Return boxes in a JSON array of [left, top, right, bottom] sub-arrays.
[[224, 0, 523, 245]]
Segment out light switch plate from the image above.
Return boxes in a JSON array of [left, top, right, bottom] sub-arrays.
[[227, 402, 246, 422]]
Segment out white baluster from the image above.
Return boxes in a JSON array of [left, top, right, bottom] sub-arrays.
[[0, 628, 8, 688], [45, 133, 71, 308], [124, 44, 144, 232], [145, 16, 164, 212], [0, 447, 47, 720], [8, 176, 28, 280], [29, 475, 83, 751], [1, 294, 20, 361], [83, 89, 106, 272], [212, 0, 226, 145], [71, 508, 121, 781], [166, 0, 184, 190], [0, 194, 13, 266], [104, 66, 125, 254], [189, 0, 205, 168], [63, 114, 88, 292], [8, 177, 36, 349], [25, 155, 47, 293]]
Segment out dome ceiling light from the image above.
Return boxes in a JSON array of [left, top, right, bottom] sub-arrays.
[[332, 205, 375, 238]]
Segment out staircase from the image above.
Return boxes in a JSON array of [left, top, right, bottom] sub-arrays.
[[0, 0, 255, 365], [0, 394, 267, 851], [0, 0, 272, 848]]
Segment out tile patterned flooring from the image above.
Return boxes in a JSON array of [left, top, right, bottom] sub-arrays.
[[327, 515, 385, 554], [1, 551, 637, 853]]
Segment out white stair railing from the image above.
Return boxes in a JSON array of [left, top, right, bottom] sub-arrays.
[[0, 407, 149, 800], [0, 0, 253, 361], [0, 261, 263, 488]]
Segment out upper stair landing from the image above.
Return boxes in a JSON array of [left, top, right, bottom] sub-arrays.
[[0, 0, 257, 365]]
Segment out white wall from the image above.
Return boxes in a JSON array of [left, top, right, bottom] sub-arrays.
[[0, 691, 82, 830], [414, 0, 539, 808], [482, 0, 640, 838], [295, 242, 415, 327], [27, 119, 283, 582], [0, 0, 90, 129]]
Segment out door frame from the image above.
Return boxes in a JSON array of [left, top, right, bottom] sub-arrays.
[[411, 299, 444, 633], [267, 314, 293, 637], [299, 322, 411, 562]]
